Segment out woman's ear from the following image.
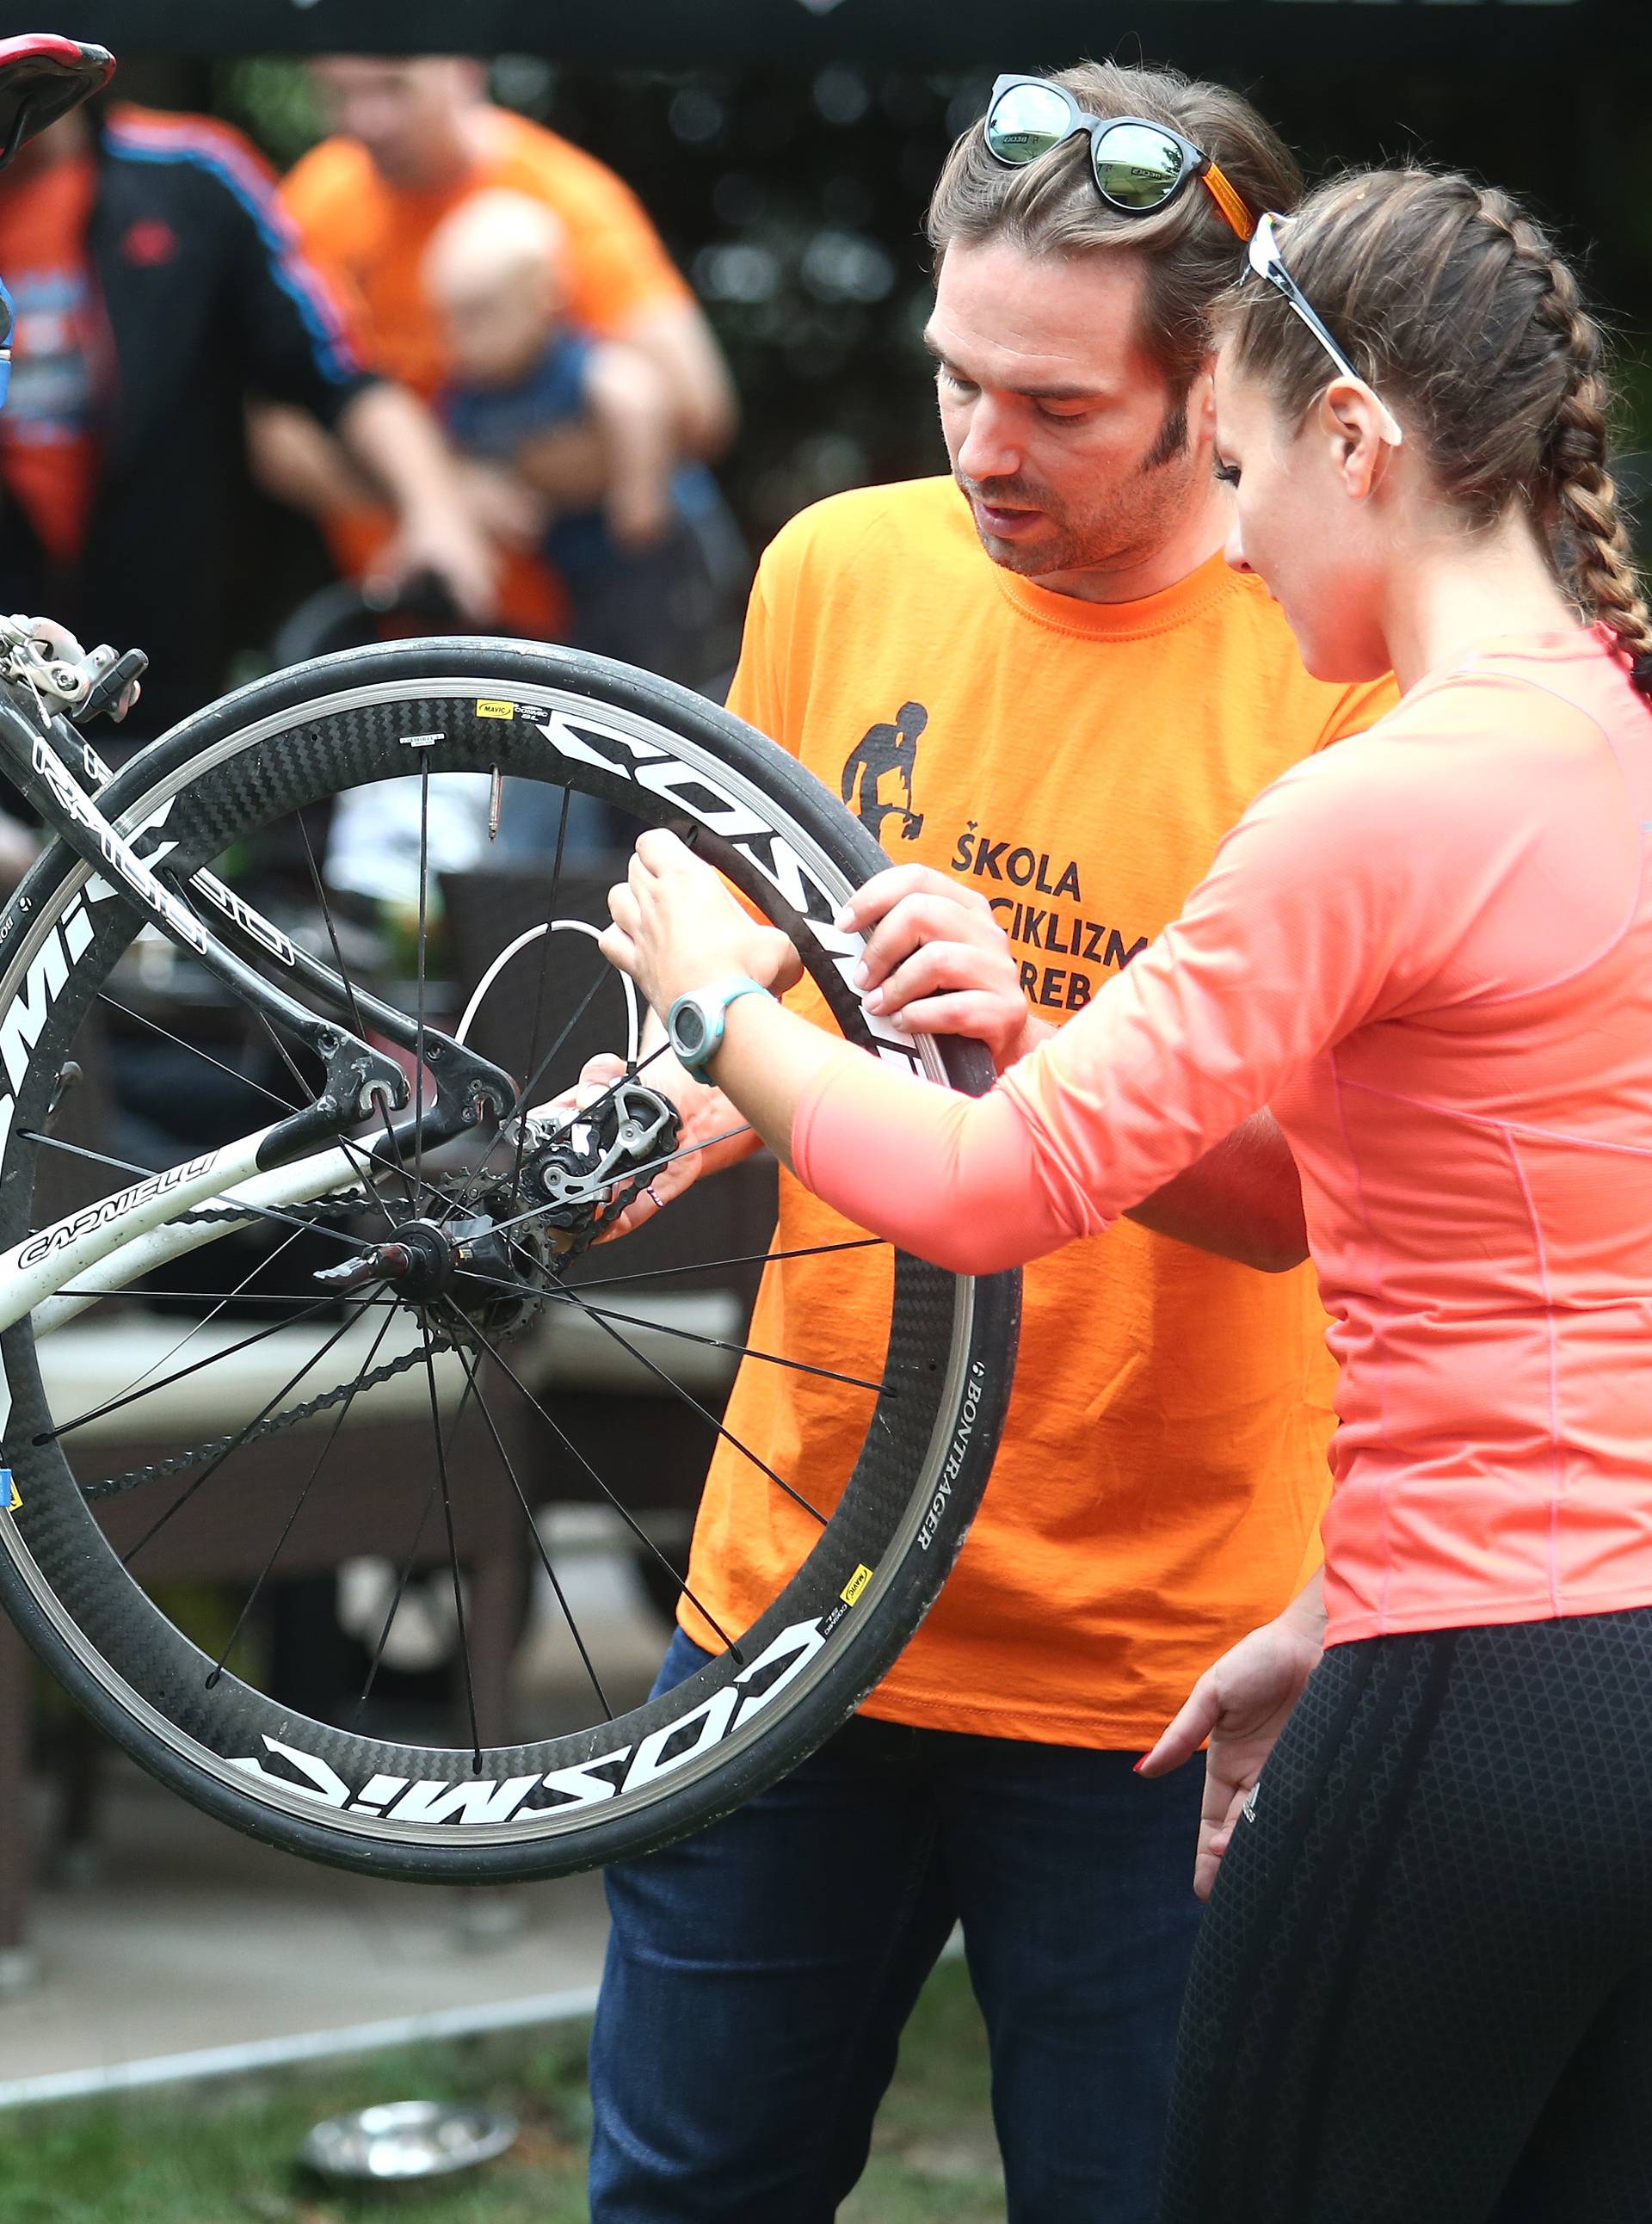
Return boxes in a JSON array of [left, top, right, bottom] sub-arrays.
[[1319, 379, 1391, 500]]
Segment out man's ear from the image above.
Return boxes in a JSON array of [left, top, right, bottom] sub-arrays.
[[1319, 379, 1390, 500], [1190, 360, 1217, 446]]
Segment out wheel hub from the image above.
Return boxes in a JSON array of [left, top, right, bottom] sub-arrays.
[[311, 1202, 552, 1336]]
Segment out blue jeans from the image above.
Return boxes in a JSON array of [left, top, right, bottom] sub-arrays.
[[588, 1630, 1205, 2223]]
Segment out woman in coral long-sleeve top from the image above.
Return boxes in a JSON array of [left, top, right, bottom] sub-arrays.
[[603, 168, 1652, 2221]]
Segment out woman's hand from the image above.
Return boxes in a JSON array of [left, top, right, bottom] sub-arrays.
[[1137, 1605, 1324, 1901], [836, 866, 1038, 1069], [601, 829, 801, 1015]]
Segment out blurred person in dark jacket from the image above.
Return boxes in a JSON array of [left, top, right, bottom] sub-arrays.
[[0, 95, 496, 749]]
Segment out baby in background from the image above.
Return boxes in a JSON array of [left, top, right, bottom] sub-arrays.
[[423, 188, 730, 684]]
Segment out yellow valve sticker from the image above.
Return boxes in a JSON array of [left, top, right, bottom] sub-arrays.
[[1, 1469, 18, 1512], [840, 1564, 873, 1606], [475, 699, 515, 720]]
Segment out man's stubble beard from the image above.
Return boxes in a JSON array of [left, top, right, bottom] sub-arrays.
[[959, 397, 1204, 582]]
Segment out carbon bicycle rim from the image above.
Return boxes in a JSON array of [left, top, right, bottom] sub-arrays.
[[0, 638, 1018, 1881]]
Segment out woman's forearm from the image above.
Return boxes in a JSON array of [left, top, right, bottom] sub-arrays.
[[706, 995, 1084, 1272]]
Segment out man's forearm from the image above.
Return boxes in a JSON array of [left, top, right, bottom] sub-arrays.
[[516, 421, 612, 510], [336, 383, 465, 527], [623, 302, 738, 462], [245, 400, 379, 520]]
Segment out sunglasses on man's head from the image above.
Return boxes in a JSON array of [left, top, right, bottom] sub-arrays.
[[1245, 213, 1404, 447], [983, 75, 1254, 243]]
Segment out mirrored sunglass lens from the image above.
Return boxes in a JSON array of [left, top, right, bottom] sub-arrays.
[[985, 83, 1075, 163], [1092, 122, 1185, 209]]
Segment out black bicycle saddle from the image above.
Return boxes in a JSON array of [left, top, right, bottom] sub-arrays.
[[0, 34, 114, 172]]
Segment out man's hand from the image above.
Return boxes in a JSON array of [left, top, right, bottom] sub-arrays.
[[453, 455, 551, 552], [337, 384, 500, 624], [601, 829, 801, 1017], [836, 865, 1038, 1069], [549, 1049, 745, 1241], [373, 502, 498, 626], [1137, 1591, 1324, 1901]]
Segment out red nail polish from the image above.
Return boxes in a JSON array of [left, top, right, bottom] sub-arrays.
[[1132, 1758, 1147, 1773]]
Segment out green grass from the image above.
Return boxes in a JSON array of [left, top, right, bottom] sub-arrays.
[[0, 1957, 1002, 2223]]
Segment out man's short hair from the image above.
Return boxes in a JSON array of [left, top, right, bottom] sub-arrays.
[[928, 61, 1302, 404]]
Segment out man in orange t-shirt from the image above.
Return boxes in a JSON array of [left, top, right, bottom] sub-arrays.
[[587, 65, 1396, 2224], [251, 56, 735, 638]]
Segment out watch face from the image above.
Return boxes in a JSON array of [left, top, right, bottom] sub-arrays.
[[675, 1003, 708, 1056]]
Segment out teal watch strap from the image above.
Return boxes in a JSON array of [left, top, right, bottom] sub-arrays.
[[666, 973, 767, 1077]]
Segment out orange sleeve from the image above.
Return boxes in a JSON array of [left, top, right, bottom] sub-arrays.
[[277, 142, 376, 351], [724, 565, 785, 740], [280, 141, 348, 262]]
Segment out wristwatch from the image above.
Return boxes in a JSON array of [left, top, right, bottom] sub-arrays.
[[665, 974, 768, 1078]]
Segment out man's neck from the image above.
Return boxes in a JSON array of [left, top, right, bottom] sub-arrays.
[[387, 109, 492, 196], [1026, 480, 1231, 606]]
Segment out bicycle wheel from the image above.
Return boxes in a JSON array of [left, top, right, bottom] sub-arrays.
[[0, 638, 1019, 1882]]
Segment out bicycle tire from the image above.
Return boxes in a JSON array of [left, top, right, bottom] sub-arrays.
[[0, 638, 1019, 1882]]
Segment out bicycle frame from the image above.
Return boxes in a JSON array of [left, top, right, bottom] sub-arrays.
[[0, 669, 524, 1346]]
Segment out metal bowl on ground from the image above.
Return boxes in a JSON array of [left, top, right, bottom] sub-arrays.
[[300, 2099, 519, 2181]]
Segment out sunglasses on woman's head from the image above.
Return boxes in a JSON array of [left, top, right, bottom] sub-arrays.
[[1245, 213, 1404, 447], [983, 75, 1254, 243]]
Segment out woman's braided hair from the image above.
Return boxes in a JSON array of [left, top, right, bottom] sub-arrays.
[[1220, 168, 1652, 698]]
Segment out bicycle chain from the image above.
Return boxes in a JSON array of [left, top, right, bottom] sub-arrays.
[[79, 1334, 456, 1500], [74, 1169, 638, 1502], [176, 1187, 363, 1229], [81, 1186, 463, 1501]]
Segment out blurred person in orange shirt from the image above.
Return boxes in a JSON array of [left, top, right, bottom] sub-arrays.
[[425, 190, 745, 696], [250, 56, 737, 641]]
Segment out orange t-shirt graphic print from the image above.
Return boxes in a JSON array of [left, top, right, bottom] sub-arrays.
[[679, 476, 1397, 1748]]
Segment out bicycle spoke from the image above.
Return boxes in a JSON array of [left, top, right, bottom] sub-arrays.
[[569, 1236, 885, 1293], [502, 785, 571, 1211], [47, 1216, 310, 1411], [552, 1300, 828, 1526], [429, 1255, 891, 1400], [414, 767, 431, 1201], [447, 1334, 613, 1722], [42, 1291, 347, 1445], [118, 1301, 373, 1566], [97, 991, 301, 1117], [546, 1283, 893, 1397], [354, 1482, 439, 1722], [416, 1306, 483, 1768], [203, 1304, 401, 1688], [437, 1296, 745, 1657]]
